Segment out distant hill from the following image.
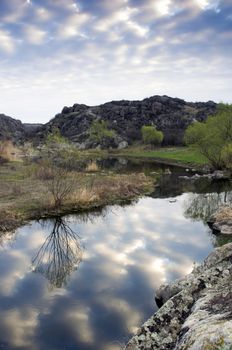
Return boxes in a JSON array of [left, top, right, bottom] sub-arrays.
[[0, 95, 217, 148], [0, 114, 42, 143], [0, 114, 25, 143]]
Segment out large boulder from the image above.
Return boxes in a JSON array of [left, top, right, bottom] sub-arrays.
[[125, 243, 232, 350], [208, 206, 232, 235]]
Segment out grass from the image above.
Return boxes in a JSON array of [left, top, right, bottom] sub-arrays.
[[0, 160, 154, 232], [114, 146, 208, 166]]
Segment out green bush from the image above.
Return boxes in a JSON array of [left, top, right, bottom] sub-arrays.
[[141, 125, 164, 146], [184, 104, 232, 169], [221, 143, 232, 169], [88, 120, 115, 142], [45, 127, 68, 147]]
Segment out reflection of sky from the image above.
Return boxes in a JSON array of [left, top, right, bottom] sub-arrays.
[[0, 194, 214, 350]]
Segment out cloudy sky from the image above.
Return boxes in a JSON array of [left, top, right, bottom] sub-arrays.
[[0, 0, 231, 123]]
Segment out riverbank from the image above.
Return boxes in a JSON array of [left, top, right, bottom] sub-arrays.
[[0, 161, 154, 232], [125, 242, 232, 350], [112, 146, 208, 169]]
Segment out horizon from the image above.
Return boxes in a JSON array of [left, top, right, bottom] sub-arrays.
[[1, 93, 227, 125], [0, 0, 231, 123]]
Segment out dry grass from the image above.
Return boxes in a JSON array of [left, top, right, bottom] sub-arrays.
[[0, 140, 21, 161], [72, 187, 99, 205], [0, 162, 153, 231], [85, 160, 99, 172]]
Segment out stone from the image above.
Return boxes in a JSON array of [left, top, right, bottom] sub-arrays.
[[125, 243, 232, 350], [117, 141, 128, 150], [208, 206, 232, 235]]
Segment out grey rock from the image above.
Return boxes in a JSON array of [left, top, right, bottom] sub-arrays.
[[125, 243, 232, 350], [117, 141, 128, 150], [208, 207, 232, 235], [33, 95, 217, 148], [212, 220, 232, 235], [0, 95, 218, 149]]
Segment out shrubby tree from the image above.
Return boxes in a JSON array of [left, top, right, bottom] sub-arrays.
[[88, 120, 115, 143], [42, 127, 80, 170], [141, 125, 164, 146], [184, 104, 232, 169], [45, 127, 69, 149]]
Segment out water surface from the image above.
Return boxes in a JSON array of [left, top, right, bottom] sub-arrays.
[[0, 162, 231, 350]]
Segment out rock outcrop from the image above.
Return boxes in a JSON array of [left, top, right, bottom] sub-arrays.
[[0, 96, 217, 148], [35, 95, 217, 148], [0, 113, 25, 143], [208, 206, 232, 235], [125, 243, 232, 350], [0, 114, 42, 144]]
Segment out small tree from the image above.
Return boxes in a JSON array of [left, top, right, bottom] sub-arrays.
[[89, 120, 115, 143], [141, 125, 163, 146], [45, 127, 69, 149], [42, 127, 80, 170], [184, 104, 232, 169]]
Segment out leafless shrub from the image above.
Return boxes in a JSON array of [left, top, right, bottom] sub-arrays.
[[46, 167, 77, 207]]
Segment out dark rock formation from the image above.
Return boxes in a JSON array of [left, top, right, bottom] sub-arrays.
[[125, 243, 232, 349], [35, 95, 217, 148], [0, 95, 217, 148], [0, 114, 25, 143]]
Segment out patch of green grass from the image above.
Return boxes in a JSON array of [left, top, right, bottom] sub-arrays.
[[117, 147, 208, 165]]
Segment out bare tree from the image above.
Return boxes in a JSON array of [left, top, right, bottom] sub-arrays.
[[46, 167, 77, 207]]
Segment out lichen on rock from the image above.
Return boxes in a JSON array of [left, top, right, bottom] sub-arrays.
[[125, 243, 232, 350]]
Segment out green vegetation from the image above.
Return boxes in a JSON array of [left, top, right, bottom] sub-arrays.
[[89, 120, 116, 142], [116, 146, 207, 166], [141, 125, 164, 146], [45, 127, 68, 146], [184, 104, 232, 169], [40, 127, 81, 170]]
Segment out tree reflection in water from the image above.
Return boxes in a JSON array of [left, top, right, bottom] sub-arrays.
[[32, 217, 82, 288]]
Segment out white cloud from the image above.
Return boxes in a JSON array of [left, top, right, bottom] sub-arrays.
[[0, 29, 15, 54], [35, 7, 53, 22], [155, 0, 172, 16], [24, 25, 47, 45], [57, 13, 90, 39], [94, 6, 148, 37]]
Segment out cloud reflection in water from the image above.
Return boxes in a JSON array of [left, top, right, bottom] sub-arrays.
[[0, 193, 220, 349]]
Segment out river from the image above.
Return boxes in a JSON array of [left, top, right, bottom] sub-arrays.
[[0, 159, 231, 350]]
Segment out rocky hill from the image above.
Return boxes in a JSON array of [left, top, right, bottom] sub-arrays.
[[0, 114, 42, 144], [35, 95, 217, 148], [0, 114, 26, 143], [0, 95, 217, 148]]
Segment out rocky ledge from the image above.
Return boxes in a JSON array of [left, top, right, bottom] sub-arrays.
[[208, 206, 232, 235], [125, 243, 232, 350]]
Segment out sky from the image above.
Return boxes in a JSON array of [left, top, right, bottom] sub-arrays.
[[0, 0, 232, 123]]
